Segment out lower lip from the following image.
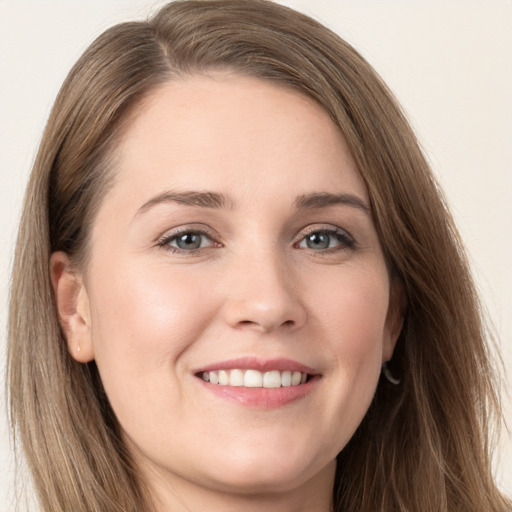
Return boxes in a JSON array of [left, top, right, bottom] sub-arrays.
[[197, 376, 320, 409]]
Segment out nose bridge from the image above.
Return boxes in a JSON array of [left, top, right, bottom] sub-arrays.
[[222, 243, 306, 332]]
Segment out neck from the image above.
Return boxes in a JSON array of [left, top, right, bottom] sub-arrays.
[[143, 460, 336, 512]]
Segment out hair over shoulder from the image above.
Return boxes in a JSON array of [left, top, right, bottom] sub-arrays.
[[7, 1, 511, 511]]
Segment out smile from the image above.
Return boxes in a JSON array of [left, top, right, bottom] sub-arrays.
[[194, 357, 319, 407], [201, 369, 308, 388]]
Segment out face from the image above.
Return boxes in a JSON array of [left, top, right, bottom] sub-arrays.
[[55, 75, 403, 503]]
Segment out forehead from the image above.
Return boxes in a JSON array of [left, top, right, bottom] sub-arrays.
[[109, 74, 367, 209]]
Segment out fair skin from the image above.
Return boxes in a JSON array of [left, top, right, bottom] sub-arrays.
[[52, 75, 403, 512]]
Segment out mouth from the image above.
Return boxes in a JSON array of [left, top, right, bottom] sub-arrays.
[[193, 358, 320, 408], [197, 369, 310, 388]]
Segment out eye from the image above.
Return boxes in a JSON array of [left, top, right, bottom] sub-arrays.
[[157, 228, 219, 253], [296, 228, 355, 251]]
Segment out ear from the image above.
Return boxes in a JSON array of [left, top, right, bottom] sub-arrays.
[[50, 251, 95, 363], [382, 278, 406, 362]]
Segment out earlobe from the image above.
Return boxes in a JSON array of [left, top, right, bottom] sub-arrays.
[[382, 278, 407, 362], [50, 252, 95, 363]]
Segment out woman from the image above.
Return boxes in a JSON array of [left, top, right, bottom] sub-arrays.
[[6, 1, 511, 511]]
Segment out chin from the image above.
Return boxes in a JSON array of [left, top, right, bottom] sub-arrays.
[[202, 446, 333, 496]]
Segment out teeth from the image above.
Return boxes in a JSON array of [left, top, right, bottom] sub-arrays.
[[202, 369, 309, 388], [229, 369, 244, 386], [281, 370, 292, 387], [244, 369, 263, 387], [263, 370, 281, 388], [218, 370, 229, 385], [291, 371, 302, 386]]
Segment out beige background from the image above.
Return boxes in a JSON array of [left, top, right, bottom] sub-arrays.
[[1, 0, 510, 507]]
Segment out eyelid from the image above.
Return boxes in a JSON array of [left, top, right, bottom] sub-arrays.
[[294, 224, 357, 250], [154, 222, 356, 255], [156, 224, 222, 252]]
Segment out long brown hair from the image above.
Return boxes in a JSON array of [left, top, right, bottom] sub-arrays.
[[7, 1, 510, 510]]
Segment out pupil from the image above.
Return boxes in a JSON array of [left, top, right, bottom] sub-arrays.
[[307, 232, 329, 250], [177, 233, 201, 249]]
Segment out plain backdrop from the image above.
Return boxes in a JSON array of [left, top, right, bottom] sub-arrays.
[[1, 0, 511, 508]]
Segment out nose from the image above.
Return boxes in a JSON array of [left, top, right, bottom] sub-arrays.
[[221, 250, 307, 333]]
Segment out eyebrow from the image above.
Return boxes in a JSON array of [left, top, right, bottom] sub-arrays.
[[136, 190, 234, 216], [294, 192, 371, 214], [136, 190, 370, 217]]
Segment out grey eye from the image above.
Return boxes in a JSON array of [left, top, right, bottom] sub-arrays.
[[304, 232, 330, 250], [297, 229, 355, 251], [166, 231, 214, 251], [174, 232, 203, 250]]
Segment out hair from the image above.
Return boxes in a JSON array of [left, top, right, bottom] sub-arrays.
[[7, 1, 510, 511]]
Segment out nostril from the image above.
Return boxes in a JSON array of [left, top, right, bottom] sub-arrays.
[[235, 318, 296, 330], [224, 297, 307, 333]]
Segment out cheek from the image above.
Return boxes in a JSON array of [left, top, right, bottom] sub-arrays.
[[310, 266, 390, 416], [86, 261, 219, 395], [315, 266, 390, 353], [85, 261, 221, 433]]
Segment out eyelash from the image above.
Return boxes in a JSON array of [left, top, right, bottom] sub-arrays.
[[156, 227, 220, 254], [294, 226, 356, 253], [156, 225, 356, 255]]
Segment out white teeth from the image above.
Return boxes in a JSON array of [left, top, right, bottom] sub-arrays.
[[229, 369, 244, 386], [201, 369, 309, 388], [218, 370, 229, 385], [263, 370, 281, 388], [291, 371, 302, 386], [281, 370, 292, 387], [244, 369, 263, 387]]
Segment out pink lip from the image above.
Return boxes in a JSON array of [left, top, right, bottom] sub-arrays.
[[200, 379, 319, 409], [194, 357, 318, 375], [193, 357, 321, 409]]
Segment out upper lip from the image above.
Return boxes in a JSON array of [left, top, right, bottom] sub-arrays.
[[194, 357, 319, 375]]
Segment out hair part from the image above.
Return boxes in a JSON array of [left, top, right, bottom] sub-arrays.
[[8, 1, 510, 511]]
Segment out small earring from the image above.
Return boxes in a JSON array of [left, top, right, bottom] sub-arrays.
[[382, 362, 400, 385], [76, 343, 81, 353]]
